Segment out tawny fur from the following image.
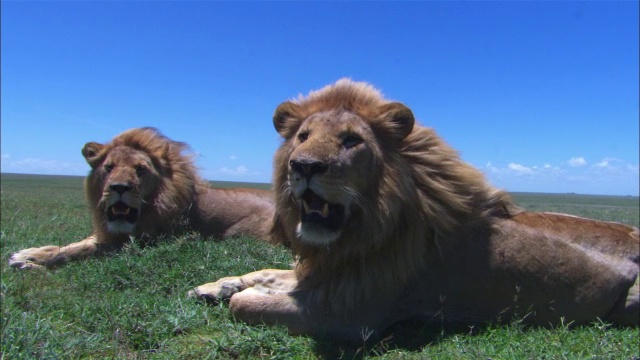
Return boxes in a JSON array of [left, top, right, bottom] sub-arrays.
[[191, 79, 639, 340], [9, 127, 276, 269]]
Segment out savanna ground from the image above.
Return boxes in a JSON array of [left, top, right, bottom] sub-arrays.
[[1, 173, 639, 359]]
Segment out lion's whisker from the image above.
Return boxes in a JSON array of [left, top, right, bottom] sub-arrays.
[[342, 185, 372, 219]]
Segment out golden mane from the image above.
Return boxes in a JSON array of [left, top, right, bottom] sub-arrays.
[[294, 79, 387, 116]]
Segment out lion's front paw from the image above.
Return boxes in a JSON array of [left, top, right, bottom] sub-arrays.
[[8, 246, 62, 270], [188, 276, 247, 304], [8, 249, 47, 270]]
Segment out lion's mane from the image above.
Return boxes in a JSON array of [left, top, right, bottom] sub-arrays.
[[272, 79, 516, 307]]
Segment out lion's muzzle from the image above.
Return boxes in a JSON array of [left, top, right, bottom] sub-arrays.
[[295, 189, 346, 245], [289, 155, 351, 245], [301, 190, 344, 231], [107, 202, 139, 224], [101, 181, 141, 234]]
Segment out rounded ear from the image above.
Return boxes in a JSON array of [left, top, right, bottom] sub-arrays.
[[378, 102, 415, 141], [273, 101, 301, 138], [82, 142, 104, 168]]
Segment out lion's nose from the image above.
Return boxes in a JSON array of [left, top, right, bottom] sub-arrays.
[[109, 183, 132, 194], [290, 159, 328, 178]]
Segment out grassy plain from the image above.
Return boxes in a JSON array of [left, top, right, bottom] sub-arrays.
[[1, 173, 639, 359]]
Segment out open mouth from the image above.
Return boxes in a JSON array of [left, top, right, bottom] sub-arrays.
[[107, 202, 139, 224], [300, 190, 344, 231]]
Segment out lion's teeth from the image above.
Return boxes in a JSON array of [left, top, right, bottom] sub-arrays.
[[302, 201, 310, 213], [321, 203, 329, 218], [125, 208, 130, 215], [111, 207, 117, 214]]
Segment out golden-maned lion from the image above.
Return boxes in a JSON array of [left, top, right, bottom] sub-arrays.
[[9, 127, 275, 269], [190, 79, 639, 340]]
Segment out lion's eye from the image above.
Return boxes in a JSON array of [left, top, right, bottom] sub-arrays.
[[342, 134, 363, 149], [298, 132, 310, 143], [135, 166, 147, 177], [104, 164, 114, 173]]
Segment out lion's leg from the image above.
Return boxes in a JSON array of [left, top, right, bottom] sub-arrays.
[[606, 273, 640, 326], [8, 235, 100, 269], [188, 269, 296, 302], [190, 269, 317, 334], [190, 270, 382, 338], [229, 288, 313, 334]]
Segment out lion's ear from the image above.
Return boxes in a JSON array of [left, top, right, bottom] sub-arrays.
[[378, 102, 415, 141], [82, 142, 105, 168], [273, 102, 301, 138]]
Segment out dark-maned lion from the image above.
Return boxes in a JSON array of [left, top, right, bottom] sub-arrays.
[[9, 127, 276, 269], [190, 79, 639, 340]]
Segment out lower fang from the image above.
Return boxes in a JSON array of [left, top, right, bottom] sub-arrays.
[[321, 203, 329, 218]]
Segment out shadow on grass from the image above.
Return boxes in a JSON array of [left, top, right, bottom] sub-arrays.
[[310, 320, 480, 359], [309, 319, 639, 359]]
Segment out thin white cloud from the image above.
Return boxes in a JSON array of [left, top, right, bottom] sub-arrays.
[[568, 157, 587, 167], [594, 157, 623, 169], [481, 157, 639, 195], [219, 165, 249, 176], [485, 161, 498, 173], [229, 155, 237, 160], [507, 163, 533, 175], [0, 156, 86, 175]]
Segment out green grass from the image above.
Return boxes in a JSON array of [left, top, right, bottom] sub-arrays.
[[1, 173, 639, 359]]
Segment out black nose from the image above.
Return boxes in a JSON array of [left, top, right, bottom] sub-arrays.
[[290, 159, 328, 177], [109, 183, 132, 194]]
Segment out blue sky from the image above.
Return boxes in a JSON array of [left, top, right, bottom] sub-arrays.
[[2, 1, 638, 196]]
